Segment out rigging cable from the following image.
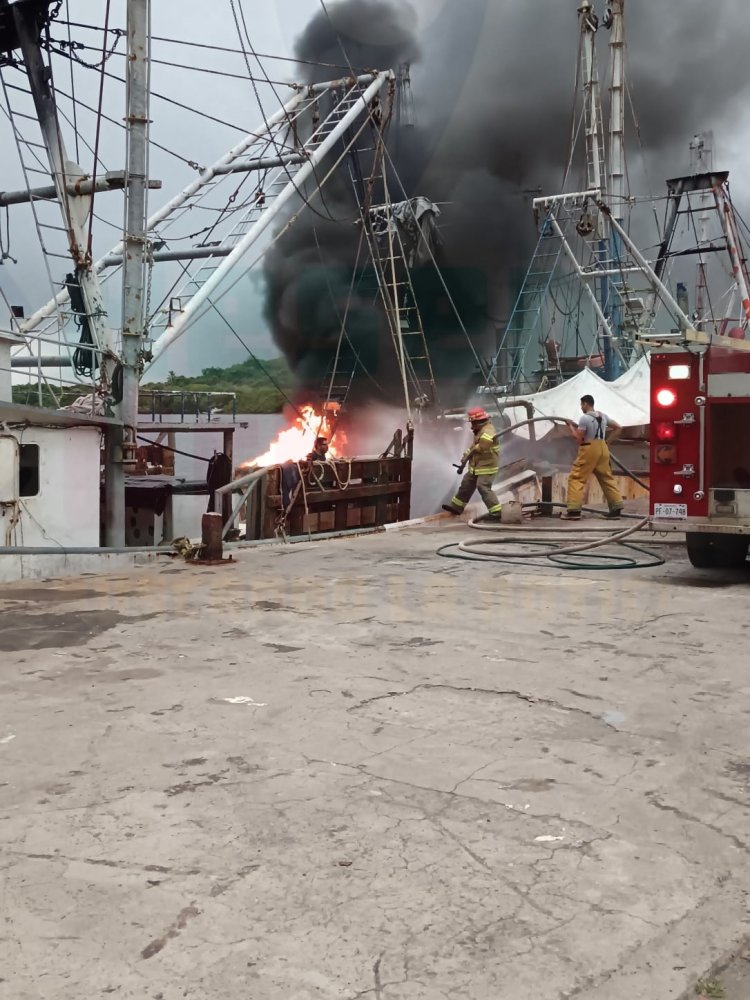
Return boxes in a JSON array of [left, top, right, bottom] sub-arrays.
[[55, 22, 362, 72], [48, 47, 286, 143], [84, 0, 112, 258], [313, 0, 492, 384], [52, 82, 201, 170], [63, 0, 80, 162], [312, 223, 387, 402], [230, 0, 352, 227], [205, 299, 307, 422]]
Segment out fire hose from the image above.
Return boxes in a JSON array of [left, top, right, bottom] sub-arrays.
[[438, 416, 666, 569]]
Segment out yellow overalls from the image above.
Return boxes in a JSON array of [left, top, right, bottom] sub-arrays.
[[566, 412, 623, 513]]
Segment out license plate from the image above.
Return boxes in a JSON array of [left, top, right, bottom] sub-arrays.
[[653, 503, 688, 520]]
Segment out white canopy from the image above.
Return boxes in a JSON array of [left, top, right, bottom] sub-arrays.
[[507, 355, 651, 438]]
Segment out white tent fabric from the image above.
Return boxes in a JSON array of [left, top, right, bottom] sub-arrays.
[[509, 355, 651, 438]]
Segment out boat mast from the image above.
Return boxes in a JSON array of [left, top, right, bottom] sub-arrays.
[[607, 0, 625, 374], [608, 1, 625, 233], [579, 0, 606, 205], [579, 0, 619, 375], [109, 0, 151, 545]]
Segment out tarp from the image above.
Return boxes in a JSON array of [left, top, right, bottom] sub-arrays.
[[507, 354, 651, 438]]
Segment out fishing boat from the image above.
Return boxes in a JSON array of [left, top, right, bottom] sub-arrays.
[[0, 0, 423, 578]]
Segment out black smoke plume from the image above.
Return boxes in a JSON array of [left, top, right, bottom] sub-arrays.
[[263, 0, 750, 408]]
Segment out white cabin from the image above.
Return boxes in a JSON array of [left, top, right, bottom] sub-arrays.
[[0, 402, 113, 550]]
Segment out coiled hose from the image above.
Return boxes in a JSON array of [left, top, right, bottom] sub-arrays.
[[437, 417, 665, 569]]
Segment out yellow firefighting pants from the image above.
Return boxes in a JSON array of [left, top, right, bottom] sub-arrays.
[[566, 440, 623, 512]]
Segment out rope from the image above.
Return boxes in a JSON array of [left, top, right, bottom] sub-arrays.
[[308, 457, 353, 492]]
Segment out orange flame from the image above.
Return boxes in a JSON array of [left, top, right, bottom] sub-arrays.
[[242, 403, 346, 469]]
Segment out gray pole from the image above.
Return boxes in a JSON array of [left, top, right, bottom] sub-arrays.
[[109, 0, 151, 545]]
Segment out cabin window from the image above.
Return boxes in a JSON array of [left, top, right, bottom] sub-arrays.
[[19, 444, 40, 497]]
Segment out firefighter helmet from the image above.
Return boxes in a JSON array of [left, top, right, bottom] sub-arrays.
[[468, 407, 489, 422]]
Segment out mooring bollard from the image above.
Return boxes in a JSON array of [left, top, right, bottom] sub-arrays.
[[201, 512, 223, 561]]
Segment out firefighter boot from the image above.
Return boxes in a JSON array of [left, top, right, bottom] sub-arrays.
[[562, 509, 582, 520]]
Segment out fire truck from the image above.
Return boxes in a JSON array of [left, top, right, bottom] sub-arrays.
[[638, 151, 750, 568], [649, 332, 750, 568]]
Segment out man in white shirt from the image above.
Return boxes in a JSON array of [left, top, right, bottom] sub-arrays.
[[564, 394, 624, 520]]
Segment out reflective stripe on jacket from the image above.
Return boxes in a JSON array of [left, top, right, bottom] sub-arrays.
[[463, 420, 500, 475]]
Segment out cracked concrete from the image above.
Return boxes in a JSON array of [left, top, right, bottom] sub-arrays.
[[0, 523, 749, 999]]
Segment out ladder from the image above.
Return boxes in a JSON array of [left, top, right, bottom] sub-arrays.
[[0, 70, 110, 386], [318, 136, 439, 413], [486, 218, 566, 393], [149, 79, 378, 339], [363, 180, 438, 412]]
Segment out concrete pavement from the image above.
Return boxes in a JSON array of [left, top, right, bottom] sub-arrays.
[[1, 522, 749, 999]]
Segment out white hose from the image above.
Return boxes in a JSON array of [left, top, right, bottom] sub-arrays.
[[458, 516, 651, 560]]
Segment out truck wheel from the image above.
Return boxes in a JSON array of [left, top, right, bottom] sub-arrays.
[[686, 532, 749, 569]]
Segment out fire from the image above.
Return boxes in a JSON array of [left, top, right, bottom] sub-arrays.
[[242, 403, 346, 469]]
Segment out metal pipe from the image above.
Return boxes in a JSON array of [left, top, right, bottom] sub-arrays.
[[11, 355, 74, 367], [307, 73, 376, 94], [0, 522, 385, 555], [210, 153, 308, 175], [215, 468, 267, 496], [222, 477, 260, 539], [533, 189, 601, 209], [0, 171, 161, 207], [149, 71, 392, 364], [100, 245, 234, 267]]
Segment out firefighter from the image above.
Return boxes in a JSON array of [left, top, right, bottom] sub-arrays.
[[307, 436, 329, 462], [442, 407, 503, 520], [564, 394, 624, 519]]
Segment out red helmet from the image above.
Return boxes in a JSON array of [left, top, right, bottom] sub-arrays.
[[468, 407, 489, 422]]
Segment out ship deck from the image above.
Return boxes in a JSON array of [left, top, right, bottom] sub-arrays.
[[1, 519, 749, 999]]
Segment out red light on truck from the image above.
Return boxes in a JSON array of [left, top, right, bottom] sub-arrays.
[[655, 421, 675, 441], [655, 387, 677, 407]]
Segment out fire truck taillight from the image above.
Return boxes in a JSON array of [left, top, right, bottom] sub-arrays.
[[655, 387, 677, 407], [668, 364, 691, 380], [655, 421, 676, 441]]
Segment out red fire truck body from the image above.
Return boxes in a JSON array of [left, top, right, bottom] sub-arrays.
[[649, 335, 750, 567]]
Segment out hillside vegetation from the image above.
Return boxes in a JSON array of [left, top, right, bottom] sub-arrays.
[[140, 357, 294, 414], [12, 357, 295, 414]]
